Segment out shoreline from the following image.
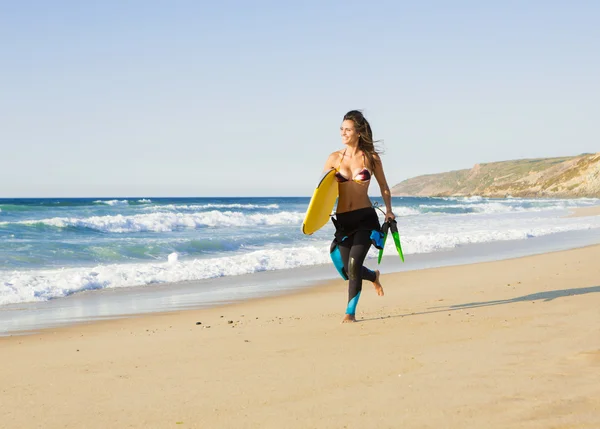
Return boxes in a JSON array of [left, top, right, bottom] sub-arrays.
[[2, 204, 600, 336], [2, 242, 600, 428], [1, 229, 599, 337]]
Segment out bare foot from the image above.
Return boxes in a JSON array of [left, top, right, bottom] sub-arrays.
[[342, 314, 356, 323], [373, 270, 384, 296]]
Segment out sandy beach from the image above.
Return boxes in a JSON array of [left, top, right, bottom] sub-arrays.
[[566, 205, 600, 218], [4, 0, 600, 426], [2, 236, 600, 428]]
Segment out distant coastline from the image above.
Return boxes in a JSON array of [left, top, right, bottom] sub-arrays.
[[391, 153, 600, 198]]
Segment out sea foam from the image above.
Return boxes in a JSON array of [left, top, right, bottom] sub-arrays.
[[4, 211, 304, 233]]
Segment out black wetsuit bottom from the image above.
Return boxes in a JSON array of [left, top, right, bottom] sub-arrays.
[[335, 207, 380, 313]]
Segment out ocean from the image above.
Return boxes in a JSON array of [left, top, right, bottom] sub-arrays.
[[2, 196, 600, 332]]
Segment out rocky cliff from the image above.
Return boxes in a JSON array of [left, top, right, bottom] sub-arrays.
[[391, 153, 600, 198]]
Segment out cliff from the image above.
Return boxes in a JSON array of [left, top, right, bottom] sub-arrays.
[[391, 153, 600, 198]]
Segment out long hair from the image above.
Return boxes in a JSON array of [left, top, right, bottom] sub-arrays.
[[343, 110, 383, 171]]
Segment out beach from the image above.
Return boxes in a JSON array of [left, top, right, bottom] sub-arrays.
[[2, 232, 600, 427], [566, 205, 600, 218], [4, 0, 600, 426]]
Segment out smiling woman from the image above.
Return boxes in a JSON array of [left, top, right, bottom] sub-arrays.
[[322, 110, 395, 323]]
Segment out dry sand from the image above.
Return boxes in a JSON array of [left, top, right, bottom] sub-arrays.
[[565, 205, 600, 218], [2, 244, 600, 428]]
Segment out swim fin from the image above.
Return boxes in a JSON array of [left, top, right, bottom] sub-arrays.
[[377, 221, 389, 264], [377, 219, 405, 263], [389, 219, 405, 262]]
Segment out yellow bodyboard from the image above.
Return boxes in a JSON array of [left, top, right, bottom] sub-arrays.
[[302, 169, 338, 235]]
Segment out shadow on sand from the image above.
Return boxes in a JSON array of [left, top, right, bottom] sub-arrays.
[[360, 285, 600, 322]]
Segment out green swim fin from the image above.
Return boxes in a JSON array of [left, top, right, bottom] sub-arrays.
[[377, 222, 389, 264], [389, 219, 405, 262]]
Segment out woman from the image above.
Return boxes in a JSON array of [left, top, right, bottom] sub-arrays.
[[323, 110, 395, 323]]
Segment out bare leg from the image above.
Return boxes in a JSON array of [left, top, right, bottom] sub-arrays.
[[373, 270, 384, 296]]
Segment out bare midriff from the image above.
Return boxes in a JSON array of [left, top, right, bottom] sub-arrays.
[[336, 182, 372, 213]]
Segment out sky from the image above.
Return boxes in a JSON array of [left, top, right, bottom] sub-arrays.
[[1, 0, 599, 197]]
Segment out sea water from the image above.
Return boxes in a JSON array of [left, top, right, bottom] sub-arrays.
[[1, 196, 600, 333]]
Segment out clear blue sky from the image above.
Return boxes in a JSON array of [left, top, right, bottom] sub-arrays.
[[1, 1, 598, 197]]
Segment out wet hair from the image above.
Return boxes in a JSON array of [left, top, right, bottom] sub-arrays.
[[343, 110, 382, 171]]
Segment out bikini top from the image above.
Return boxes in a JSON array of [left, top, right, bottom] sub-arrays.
[[334, 149, 372, 184]]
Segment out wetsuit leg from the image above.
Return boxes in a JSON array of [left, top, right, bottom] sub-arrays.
[[337, 230, 377, 315]]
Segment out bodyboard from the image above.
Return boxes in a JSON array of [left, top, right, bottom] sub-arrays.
[[302, 168, 338, 235]]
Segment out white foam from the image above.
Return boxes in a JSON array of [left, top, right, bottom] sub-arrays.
[[394, 224, 590, 256], [391, 206, 421, 216], [147, 203, 280, 211], [416, 198, 600, 215], [460, 196, 484, 202], [0, 245, 332, 305], [93, 199, 129, 206], [5, 210, 304, 233]]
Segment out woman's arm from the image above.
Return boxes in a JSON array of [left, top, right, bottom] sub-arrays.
[[323, 151, 340, 172], [372, 154, 395, 221]]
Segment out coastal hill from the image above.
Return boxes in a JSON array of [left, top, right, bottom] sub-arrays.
[[391, 152, 600, 198]]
